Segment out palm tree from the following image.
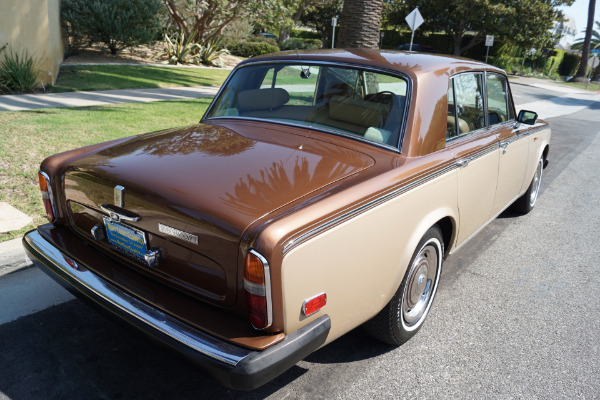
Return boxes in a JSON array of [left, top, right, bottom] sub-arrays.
[[337, 0, 384, 48], [571, 0, 596, 82], [571, 21, 600, 81]]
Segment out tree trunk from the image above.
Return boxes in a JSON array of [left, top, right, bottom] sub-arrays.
[[571, 0, 596, 81], [337, 0, 383, 48]]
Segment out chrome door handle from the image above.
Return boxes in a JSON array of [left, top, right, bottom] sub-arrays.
[[456, 158, 471, 168], [499, 141, 510, 154]]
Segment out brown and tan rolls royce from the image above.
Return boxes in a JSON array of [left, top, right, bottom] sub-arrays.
[[23, 49, 550, 390]]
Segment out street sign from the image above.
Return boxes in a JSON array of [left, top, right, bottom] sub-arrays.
[[485, 35, 494, 47], [405, 7, 424, 51], [592, 49, 600, 56], [405, 7, 424, 31], [590, 56, 599, 69]]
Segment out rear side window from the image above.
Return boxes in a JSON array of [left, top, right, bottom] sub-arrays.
[[447, 72, 492, 140]]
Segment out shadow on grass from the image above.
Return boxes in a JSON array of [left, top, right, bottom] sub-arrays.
[[51, 65, 229, 93]]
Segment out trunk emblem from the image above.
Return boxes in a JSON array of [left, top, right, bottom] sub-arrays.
[[114, 185, 125, 207], [159, 223, 198, 245]]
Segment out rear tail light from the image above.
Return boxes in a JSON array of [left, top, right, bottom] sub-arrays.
[[243, 250, 272, 329], [38, 171, 56, 222]]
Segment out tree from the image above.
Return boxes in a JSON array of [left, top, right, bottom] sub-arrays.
[[162, 0, 290, 44], [571, 0, 597, 81], [395, 0, 573, 56], [301, 0, 344, 46], [337, 0, 384, 48], [62, 0, 163, 55], [571, 21, 600, 81]]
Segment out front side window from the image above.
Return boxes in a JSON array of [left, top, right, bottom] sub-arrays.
[[206, 63, 409, 148], [486, 73, 514, 125]]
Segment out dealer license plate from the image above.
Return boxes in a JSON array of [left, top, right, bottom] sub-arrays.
[[103, 217, 148, 259]]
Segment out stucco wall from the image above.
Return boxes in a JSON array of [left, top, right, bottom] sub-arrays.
[[0, 0, 64, 86]]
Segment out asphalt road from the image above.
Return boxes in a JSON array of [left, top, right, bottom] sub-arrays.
[[1, 83, 599, 399]]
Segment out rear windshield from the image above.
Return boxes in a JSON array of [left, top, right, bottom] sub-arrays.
[[205, 63, 409, 148]]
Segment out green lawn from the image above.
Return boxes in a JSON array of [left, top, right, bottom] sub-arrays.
[[0, 98, 212, 241], [50, 65, 230, 93]]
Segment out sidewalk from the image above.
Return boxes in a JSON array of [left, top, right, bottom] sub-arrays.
[[0, 85, 220, 111]]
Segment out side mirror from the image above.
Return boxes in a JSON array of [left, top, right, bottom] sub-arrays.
[[517, 110, 538, 125]]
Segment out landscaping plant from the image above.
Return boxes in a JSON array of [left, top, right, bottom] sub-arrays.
[[0, 46, 40, 94], [61, 0, 162, 55]]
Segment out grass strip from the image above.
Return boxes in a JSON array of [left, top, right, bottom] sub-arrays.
[[50, 65, 230, 93], [0, 98, 212, 241]]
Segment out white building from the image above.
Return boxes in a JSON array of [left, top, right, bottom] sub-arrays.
[[553, 14, 577, 50]]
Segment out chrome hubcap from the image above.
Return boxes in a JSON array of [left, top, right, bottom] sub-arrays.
[[530, 159, 543, 207], [403, 242, 439, 327]]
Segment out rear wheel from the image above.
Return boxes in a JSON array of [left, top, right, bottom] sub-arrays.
[[514, 156, 543, 215], [364, 226, 443, 345]]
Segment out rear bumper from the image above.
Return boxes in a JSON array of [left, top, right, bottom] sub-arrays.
[[23, 228, 330, 390]]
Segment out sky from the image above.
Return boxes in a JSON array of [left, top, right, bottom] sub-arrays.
[[558, 0, 600, 40]]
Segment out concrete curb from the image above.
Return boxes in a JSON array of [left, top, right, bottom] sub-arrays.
[[0, 237, 33, 278]]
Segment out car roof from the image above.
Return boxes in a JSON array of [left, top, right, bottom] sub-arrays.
[[240, 49, 505, 78]]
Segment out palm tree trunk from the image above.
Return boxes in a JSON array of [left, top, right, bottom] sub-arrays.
[[337, 0, 383, 48], [571, 0, 596, 81]]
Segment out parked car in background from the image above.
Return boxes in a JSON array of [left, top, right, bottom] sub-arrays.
[[24, 49, 549, 390], [258, 32, 278, 40], [395, 43, 435, 52]]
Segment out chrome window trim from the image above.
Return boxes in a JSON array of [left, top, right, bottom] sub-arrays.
[[249, 249, 273, 329], [202, 59, 412, 154]]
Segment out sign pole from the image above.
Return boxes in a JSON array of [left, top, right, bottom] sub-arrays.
[[331, 17, 338, 49]]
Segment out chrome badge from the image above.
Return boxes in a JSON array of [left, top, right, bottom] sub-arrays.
[[114, 185, 125, 207], [159, 223, 198, 245]]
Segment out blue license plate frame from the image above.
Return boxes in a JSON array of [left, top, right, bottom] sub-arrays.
[[103, 216, 148, 259]]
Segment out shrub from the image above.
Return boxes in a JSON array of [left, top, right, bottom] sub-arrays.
[[544, 49, 565, 76], [222, 20, 255, 45], [291, 29, 320, 40], [280, 38, 323, 50], [251, 34, 278, 47], [226, 41, 279, 57], [0, 47, 40, 94], [62, 0, 162, 55], [558, 53, 581, 76]]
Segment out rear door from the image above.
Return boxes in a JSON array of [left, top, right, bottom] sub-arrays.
[[446, 72, 499, 245]]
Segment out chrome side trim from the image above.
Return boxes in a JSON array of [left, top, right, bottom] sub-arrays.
[[283, 162, 457, 254], [249, 249, 273, 329], [24, 230, 250, 367]]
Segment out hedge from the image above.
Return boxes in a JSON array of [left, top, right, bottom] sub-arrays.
[[226, 41, 280, 57]]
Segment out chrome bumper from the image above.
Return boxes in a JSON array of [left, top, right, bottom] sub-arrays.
[[22, 228, 330, 390]]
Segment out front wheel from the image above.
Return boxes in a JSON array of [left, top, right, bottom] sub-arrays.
[[513, 156, 544, 215], [363, 226, 443, 345]]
